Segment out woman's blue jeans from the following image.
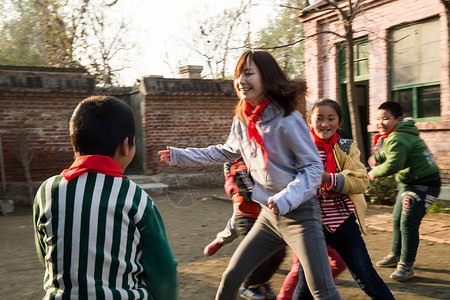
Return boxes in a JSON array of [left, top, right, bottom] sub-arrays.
[[293, 214, 394, 300]]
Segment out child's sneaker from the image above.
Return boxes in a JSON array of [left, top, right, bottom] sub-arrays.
[[203, 239, 223, 257], [240, 286, 265, 300], [390, 262, 414, 282], [376, 253, 400, 267], [259, 283, 276, 299]]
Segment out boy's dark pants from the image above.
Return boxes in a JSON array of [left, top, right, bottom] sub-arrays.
[[391, 184, 441, 264]]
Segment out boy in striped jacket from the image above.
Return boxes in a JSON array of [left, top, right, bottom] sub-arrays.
[[33, 96, 178, 300]]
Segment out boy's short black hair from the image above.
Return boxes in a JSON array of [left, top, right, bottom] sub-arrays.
[[378, 101, 403, 119], [70, 95, 135, 157]]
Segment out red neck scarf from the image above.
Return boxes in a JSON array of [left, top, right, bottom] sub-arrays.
[[61, 155, 126, 181], [310, 129, 340, 173], [244, 97, 271, 166], [372, 130, 408, 150], [372, 131, 398, 150], [372, 133, 387, 148]]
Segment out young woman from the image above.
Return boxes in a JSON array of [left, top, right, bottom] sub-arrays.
[[158, 51, 341, 300], [287, 99, 394, 299]]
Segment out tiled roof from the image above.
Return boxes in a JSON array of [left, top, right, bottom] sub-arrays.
[[141, 76, 236, 96], [300, 0, 334, 18], [95, 86, 137, 96], [0, 65, 88, 73], [0, 66, 94, 93]]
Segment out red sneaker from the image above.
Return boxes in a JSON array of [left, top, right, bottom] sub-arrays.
[[203, 239, 223, 257]]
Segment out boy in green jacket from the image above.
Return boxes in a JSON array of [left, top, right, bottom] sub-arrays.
[[368, 101, 441, 282], [33, 96, 178, 299]]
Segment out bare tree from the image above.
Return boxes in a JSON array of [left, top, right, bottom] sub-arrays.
[[180, 0, 254, 79], [0, 0, 48, 66], [9, 130, 35, 206], [267, 0, 367, 160], [76, 0, 136, 86], [441, 0, 450, 97], [257, 0, 308, 78], [31, 0, 134, 86], [323, 0, 367, 161], [32, 0, 89, 67]]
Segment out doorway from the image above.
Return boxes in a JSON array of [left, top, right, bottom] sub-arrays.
[[339, 80, 370, 162]]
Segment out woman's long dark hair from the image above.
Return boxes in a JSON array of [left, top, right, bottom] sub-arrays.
[[234, 50, 306, 121]]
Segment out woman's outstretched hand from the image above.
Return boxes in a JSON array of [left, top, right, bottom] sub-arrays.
[[158, 147, 171, 165], [267, 198, 280, 215]]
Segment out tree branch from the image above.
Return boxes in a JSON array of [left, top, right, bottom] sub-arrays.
[[252, 30, 346, 50], [324, 0, 348, 20], [279, 4, 304, 11]]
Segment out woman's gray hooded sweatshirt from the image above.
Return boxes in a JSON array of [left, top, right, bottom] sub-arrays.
[[169, 102, 323, 215]]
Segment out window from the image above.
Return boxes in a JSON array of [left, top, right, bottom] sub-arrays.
[[390, 17, 441, 119], [338, 38, 369, 83]]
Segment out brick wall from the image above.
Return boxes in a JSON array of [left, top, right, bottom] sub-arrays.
[[0, 72, 239, 183], [0, 67, 308, 205], [0, 67, 94, 184], [142, 95, 238, 174], [301, 0, 450, 185], [421, 131, 450, 183], [302, 0, 447, 105], [0, 91, 90, 182], [138, 77, 238, 175]]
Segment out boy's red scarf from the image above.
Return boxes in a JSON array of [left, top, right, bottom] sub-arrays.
[[372, 133, 388, 148], [372, 126, 411, 151], [371, 131, 402, 150], [61, 155, 126, 181], [244, 97, 271, 167], [310, 129, 340, 173]]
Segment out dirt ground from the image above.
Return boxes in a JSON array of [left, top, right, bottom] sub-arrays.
[[1, 186, 450, 299]]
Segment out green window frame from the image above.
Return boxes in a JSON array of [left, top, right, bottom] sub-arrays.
[[338, 37, 369, 84], [389, 17, 441, 120]]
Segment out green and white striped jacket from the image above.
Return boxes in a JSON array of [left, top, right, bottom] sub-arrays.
[[33, 173, 178, 300]]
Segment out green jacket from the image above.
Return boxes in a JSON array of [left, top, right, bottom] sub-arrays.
[[372, 119, 440, 185]]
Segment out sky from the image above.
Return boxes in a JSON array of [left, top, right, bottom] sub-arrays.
[[114, 0, 280, 85]]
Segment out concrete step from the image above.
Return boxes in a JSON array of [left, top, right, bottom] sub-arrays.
[[128, 175, 169, 196], [127, 175, 156, 185], [140, 183, 168, 196], [0, 200, 15, 214], [128, 172, 224, 197]]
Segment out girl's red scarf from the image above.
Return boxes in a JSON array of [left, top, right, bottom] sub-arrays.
[[310, 129, 340, 173], [61, 155, 126, 181], [244, 97, 271, 167]]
